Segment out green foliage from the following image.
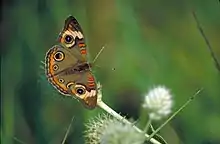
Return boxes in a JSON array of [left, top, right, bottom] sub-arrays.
[[1, 0, 220, 144]]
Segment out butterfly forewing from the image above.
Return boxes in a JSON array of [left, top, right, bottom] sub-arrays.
[[58, 16, 88, 62]]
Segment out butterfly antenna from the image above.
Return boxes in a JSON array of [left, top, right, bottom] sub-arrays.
[[92, 45, 106, 64]]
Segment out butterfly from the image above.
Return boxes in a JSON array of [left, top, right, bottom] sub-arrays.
[[45, 16, 98, 109]]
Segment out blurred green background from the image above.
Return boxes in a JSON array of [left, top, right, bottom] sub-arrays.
[[1, 0, 220, 144]]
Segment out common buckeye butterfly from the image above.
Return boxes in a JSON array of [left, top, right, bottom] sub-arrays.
[[45, 16, 97, 109]]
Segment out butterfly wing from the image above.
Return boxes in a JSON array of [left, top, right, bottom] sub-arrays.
[[45, 45, 80, 95], [67, 71, 98, 109], [58, 16, 88, 62], [45, 44, 97, 109]]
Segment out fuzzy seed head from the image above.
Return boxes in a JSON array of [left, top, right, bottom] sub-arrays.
[[143, 85, 173, 120], [84, 114, 145, 144], [100, 120, 145, 144], [84, 114, 111, 144]]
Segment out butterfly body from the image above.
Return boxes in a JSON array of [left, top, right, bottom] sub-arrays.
[[45, 16, 97, 109]]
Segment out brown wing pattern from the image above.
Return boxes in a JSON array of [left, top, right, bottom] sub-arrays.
[[58, 16, 88, 62], [45, 45, 98, 109], [45, 45, 79, 95], [68, 71, 97, 109], [45, 16, 98, 109]]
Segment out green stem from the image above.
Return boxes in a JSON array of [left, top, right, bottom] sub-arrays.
[[13, 137, 27, 144], [147, 88, 203, 141], [96, 82, 161, 144], [97, 101, 161, 144], [61, 115, 74, 144], [192, 11, 220, 72], [144, 118, 152, 133]]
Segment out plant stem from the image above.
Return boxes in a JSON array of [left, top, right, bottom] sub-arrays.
[[146, 88, 203, 141], [96, 82, 161, 144], [97, 100, 161, 144], [13, 137, 27, 144], [192, 11, 220, 72], [61, 115, 74, 144], [144, 118, 152, 133]]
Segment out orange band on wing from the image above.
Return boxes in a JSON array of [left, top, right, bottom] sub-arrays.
[[88, 76, 94, 81], [80, 49, 87, 55], [88, 82, 95, 86], [46, 47, 69, 95], [79, 43, 86, 48], [87, 75, 95, 88]]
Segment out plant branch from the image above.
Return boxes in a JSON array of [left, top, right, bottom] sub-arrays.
[[144, 119, 152, 133], [192, 11, 220, 72], [147, 88, 203, 141], [61, 115, 74, 144], [13, 137, 27, 144], [96, 83, 162, 144]]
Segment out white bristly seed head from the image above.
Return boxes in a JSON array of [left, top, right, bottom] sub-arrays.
[[84, 114, 145, 144], [142, 85, 173, 120]]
